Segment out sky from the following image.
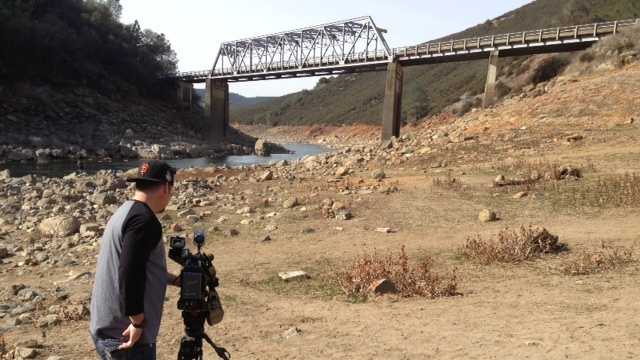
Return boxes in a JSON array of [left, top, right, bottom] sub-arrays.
[[120, 0, 533, 97]]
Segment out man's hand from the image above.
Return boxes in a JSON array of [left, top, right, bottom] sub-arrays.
[[119, 324, 143, 349]]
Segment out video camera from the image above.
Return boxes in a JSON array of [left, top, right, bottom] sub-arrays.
[[168, 232, 229, 360]]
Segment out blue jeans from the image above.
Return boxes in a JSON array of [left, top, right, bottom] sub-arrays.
[[92, 335, 156, 360]]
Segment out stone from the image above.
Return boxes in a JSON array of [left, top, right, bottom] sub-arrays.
[[368, 278, 398, 295], [372, 169, 386, 180], [283, 327, 303, 339], [178, 209, 196, 218], [478, 209, 497, 223], [0, 169, 10, 180], [90, 192, 118, 205], [37, 314, 60, 328], [278, 271, 309, 281], [223, 229, 239, 237], [375, 227, 395, 233], [80, 223, 100, 235], [236, 206, 254, 215], [335, 167, 349, 177], [566, 134, 584, 143], [282, 197, 299, 209], [335, 209, 353, 221], [171, 223, 183, 232], [254, 139, 271, 157], [38, 216, 80, 237], [258, 170, 273, 181], [260, 235, 272, 243], [265, 224, 278, 232], [15, 347, 38, 359], [513, 191, 528, 199]]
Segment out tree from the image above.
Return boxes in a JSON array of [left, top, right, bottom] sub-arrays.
[[105, 0, 122, 20]]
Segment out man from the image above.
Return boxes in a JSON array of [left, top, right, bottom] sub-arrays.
[[90, 161, 180, 360]]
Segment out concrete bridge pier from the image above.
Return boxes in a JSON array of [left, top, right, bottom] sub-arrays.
[[382, 60, 404, 140], [482, 50, 500, 108], [177, 81, 193, 107], [205, 78, 229, 138]]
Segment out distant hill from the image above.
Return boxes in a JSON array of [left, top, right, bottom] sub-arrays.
[[232, 0, 640, 125], [193, 88, 276, 109]]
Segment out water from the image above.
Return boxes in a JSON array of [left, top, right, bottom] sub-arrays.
[[1, 143, 329, 178]]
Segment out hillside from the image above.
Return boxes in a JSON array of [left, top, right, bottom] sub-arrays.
[[193, 88, 276, 109], [232, 0, 640, 125]]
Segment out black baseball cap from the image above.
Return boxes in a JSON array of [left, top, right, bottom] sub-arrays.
[[126, 160, 177, 184]]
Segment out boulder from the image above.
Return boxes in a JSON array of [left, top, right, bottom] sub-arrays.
[[478, 209, 497, 223], [282, 197, 299, 209], [90, 192, 118, 205], [0, 169, 10, 180], [38, 216, 80, 237], [255, 139, 271, 157]]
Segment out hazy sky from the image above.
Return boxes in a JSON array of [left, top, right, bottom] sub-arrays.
[[120, 0, 533, 97]]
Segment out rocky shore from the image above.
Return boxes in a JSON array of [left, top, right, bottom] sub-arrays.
[[0, 84, 260, 165]]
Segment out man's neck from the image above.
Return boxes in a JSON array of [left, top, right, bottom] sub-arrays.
[[133, 192, 158, 213]]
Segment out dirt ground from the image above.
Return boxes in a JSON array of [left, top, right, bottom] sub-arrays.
[[3, 65, 640, 360]]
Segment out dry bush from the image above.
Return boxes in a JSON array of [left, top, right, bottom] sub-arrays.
[[545, 173, 640, 209], [432, 171, 464, 192], [561, 243, 635, 276], [336, 246, 459, 300], [0, 336, 6, 357], [460, 226, 566, 264]]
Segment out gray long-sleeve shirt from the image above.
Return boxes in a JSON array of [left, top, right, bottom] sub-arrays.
[[90, 200, 168, 344]]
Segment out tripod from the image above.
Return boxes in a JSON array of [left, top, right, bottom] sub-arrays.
[[178, 311, 230, 360]]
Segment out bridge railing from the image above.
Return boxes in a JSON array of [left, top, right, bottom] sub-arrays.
[[392, 18, 640, 58]]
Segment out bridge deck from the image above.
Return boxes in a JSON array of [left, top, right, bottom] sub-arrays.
[[173, 18, 639, 83]]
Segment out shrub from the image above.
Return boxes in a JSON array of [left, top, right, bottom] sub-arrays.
[[460, 226, 566, 264], [561, 243, 635, 275], [336, 246, 459, 300]]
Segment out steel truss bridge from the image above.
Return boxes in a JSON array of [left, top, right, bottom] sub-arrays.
[[173, 17, 640, 83]]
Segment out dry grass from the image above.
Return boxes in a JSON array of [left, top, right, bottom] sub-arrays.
[[561, 243, 635, 276], [432, 171, 464, 192], [493, 159, 588, 181], [336, 246, 459, 301], [545, 173, 640, 209], [460, 226, 566, 265]]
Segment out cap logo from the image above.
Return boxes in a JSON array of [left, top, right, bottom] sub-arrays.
[[140, 162, 150, 176]]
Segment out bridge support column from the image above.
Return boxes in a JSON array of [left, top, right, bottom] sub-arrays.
[[205, 79, 229, 139], [382, 60, 403, 141], [482, 50, 500, 108], [177, 81, 193, 108]]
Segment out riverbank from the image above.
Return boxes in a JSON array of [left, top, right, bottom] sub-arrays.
[[0, 83, 260, 164]]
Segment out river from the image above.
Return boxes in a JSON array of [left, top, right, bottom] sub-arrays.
[[1, 143, 329, 178]]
